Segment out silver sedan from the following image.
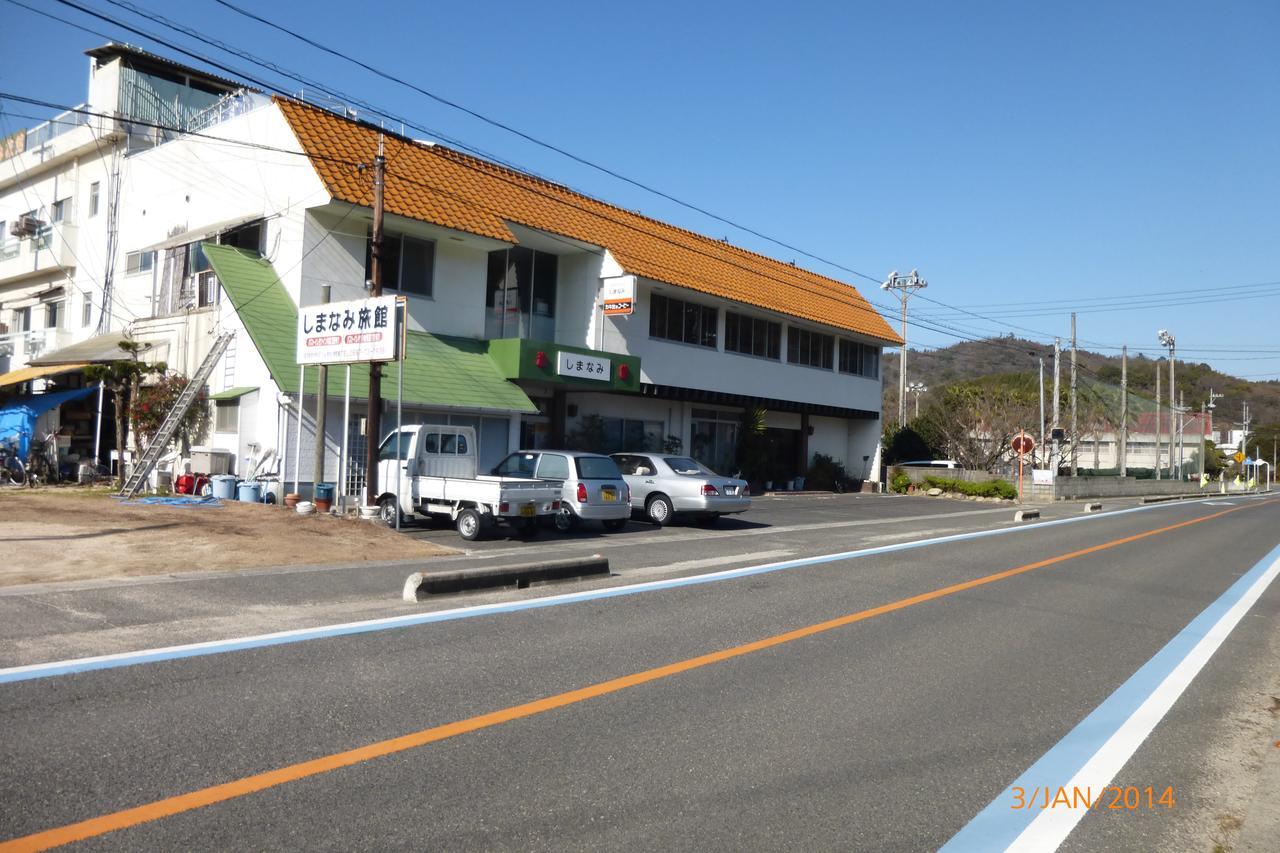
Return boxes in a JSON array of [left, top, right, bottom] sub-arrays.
[[611, 454, 750, 527]]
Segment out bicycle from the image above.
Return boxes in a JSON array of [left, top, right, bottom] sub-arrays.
[[0, 438, 30, 487]]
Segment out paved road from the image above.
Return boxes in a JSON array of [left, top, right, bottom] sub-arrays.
[[2, 494, 1278, 850]]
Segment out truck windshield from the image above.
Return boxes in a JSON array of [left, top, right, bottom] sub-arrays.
[[379, 432, 413, 461], [575, 456, 621, 480]]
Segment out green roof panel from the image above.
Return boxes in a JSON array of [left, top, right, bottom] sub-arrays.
[[208, 386, 257, 401], [204, 244, 536, 413]]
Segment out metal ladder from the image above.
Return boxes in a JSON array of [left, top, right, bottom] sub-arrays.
[[119, 331, 235, 498]]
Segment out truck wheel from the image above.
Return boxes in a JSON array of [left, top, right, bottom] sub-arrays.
[[602, 518, 628, 532], [378, 496, 401, 528], [456, 508, 483, 541], [645, 494, 673, 526]]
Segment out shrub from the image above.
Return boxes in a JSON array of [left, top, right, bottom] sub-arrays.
[[922, 474, 1016, 500], [806, 453, 849, 492], [890, 471, 912, 494]]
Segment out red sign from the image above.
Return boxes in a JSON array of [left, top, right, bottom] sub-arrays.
[[1012, 434, 1035, 455]]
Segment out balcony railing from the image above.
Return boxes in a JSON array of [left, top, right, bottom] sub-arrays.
[[0, 328, 73, 364]]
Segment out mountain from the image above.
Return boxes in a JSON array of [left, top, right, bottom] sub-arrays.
[[882, 337, 1280, 434]]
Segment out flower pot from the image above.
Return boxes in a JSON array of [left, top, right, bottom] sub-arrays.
[[283, 492, 300, 508]]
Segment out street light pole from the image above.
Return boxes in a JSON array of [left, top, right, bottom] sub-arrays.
[[906, 382, 927, 421], [881, 269, 928, 427]]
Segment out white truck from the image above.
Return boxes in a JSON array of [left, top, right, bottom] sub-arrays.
[[374, 425, 562, 540]]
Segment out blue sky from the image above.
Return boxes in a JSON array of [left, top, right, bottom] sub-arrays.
[[2, 0, 1278, 379]]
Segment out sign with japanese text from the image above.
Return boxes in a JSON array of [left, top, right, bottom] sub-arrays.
[[557, 352, 611, 381], [601, 276, 635, 316], [296, 295, 399, 365]]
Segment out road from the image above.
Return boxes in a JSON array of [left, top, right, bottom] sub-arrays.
[[1, 494, 1278, 850]]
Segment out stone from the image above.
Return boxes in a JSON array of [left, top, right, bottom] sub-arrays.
[[927, 487, 943, 497]]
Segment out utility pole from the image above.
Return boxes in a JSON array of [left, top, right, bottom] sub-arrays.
[[880, 269, 928, 427], [1069, 313, 1077, 476], [1052, 338, 1061, 472], [363, 134, 385, 508], [1155, 360, 1162, 480], [1037, 355, 1045, 469], [312, 283, 331, 494], [1119, 345, 1128, 476], [1178, 390, 1185, 480], [1158, 329, 1177, 478]]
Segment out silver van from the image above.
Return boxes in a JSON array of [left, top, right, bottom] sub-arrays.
[[492, 450, 631, 532]]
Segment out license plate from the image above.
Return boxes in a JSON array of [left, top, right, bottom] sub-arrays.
[[725, 486, 738, 495], [601, 487, 617, 502], [520, 503, 536, 517]]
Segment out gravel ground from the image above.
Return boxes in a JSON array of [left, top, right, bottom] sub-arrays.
[[0, 486, 456, 586]]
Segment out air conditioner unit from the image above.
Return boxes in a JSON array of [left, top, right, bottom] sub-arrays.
[[10, 215, 41, 238]]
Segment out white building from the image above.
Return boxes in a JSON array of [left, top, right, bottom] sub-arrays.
[[2, 45, 901, 500]]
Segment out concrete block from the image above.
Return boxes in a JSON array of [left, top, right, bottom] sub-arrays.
[[403, 555, 609, 600], [1083, 503, 1103, 513], [1014, 509, 1041, 522]]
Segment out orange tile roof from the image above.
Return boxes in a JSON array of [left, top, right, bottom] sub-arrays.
[[275, 98, 901, 344]]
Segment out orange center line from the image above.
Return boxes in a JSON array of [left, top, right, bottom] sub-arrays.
[[2, 499, 1274, 852]]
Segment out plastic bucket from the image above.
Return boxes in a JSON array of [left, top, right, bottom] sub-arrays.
[[211, 474, 237, 500], [315, 483, 335, 502], [237, 482, 262, 503]]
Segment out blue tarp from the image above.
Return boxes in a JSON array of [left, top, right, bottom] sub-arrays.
[[0, 386, 99, 459]]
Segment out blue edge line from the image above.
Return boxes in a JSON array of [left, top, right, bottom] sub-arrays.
[[0, 497, 1257, 686], [941, 537, 1280, 852]]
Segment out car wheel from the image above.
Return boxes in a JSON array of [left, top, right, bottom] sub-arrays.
[[602, 518, 628, 532], [456, 508, 483, 541], [378, 496, 401, 528], [553, 504, 578, 533], [646, 494, 673, 526]]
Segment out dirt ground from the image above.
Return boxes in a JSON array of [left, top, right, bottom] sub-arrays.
[[0, 487, 458, 587]]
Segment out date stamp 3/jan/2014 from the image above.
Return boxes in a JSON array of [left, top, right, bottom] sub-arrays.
[[1011, 785, 1176, 811]]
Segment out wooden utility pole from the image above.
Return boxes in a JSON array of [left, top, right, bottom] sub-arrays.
[[364, 134, 385, 507], [1069, 313, 1077, 476], [1052, 338, 1061, 472], [1119, 345, 1128, 476]]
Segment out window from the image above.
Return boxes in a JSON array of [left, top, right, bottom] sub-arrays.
[[377, 430, 412, 460], [51, 198, 70, 223], [221, 221, 262, 253], [575, 456, 621, 480], [13, 307, 31, 332], [89, 182, 100, 218], [690, 408, 739, 474], [214, 400, 239, 433], [365, 232, 435, 297], [649, 292, 717, 348], [485, 246, 557, 338], [787, 326, 834, 369], [537, 453, 570, 480], [45, 301, 63, 330], [612, 454, 656, 476], [600, 417, 662, 452], [725, 311, 781, 359], [82, 298, 93, 327], [126, 250, 155, 275], [440, 432, 468, 454], [838, 340, 880, 378], [494, 452, 538, 478], [664, 457, 710, 476], [422, 433, 440, 454], [0, 222, 14, 260]]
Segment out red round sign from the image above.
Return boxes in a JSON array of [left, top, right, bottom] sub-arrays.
[[1012, 435, 1035, 454]]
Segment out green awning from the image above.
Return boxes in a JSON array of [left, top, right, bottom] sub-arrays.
[[208, 386, 257, 401], [203, 244, 536, 413]]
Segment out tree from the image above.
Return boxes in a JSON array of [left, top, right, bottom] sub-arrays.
[[84, 340, 165, 489], [130, 373, 209, 453], [926, 374, 1039, 471]]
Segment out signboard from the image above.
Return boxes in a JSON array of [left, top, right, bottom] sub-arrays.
[[297, 295, 400, 365], [557, 351, 611, 380], [601, 276, 635, 316], [1012, 434, 1035, 454], [0, 128, 25, 161], [1032, 469, 1055, 485], [1233, 451, 1246, 464]]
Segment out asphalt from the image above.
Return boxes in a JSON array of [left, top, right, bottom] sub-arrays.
[[1, 494, 1278, 851]]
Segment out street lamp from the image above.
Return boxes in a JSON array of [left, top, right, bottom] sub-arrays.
[[882, 269, 928, 426], [906, 382, 928, 420]]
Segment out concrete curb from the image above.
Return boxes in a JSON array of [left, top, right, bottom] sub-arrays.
[[1140, 493, 1209, 504], [403, 555, 610, 600], [1013, 509, 1040, 522]]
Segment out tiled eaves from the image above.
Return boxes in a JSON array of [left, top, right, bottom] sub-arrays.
[[276, 98, 903, 345]]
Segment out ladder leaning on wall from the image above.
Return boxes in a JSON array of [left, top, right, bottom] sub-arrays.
[[119, 331, 235, 498]]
